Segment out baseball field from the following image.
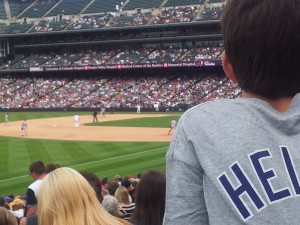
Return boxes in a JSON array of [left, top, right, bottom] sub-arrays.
[[0, 111, 181, 196]]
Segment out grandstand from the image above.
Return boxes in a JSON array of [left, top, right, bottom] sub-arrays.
[[0, 0, 225, 33], [0, 0, 237, 112], [0, 0, 240, 215]]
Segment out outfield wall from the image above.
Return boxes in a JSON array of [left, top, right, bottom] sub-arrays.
[[0, 105, 190, 113]]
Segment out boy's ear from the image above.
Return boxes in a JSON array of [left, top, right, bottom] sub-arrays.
[[222, 51, 238, 84]]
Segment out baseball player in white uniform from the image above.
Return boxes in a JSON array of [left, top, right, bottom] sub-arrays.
[[136, 105, 141, 113], [73, 114, 80, 128]]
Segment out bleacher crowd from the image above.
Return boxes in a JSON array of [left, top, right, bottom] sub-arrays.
[[1, 45, 222, 70], [0, 161, 165, 225], [0, 73, 240, 109], [0, 0, 225, 34]]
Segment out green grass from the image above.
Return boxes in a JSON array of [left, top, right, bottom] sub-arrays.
[[86, 115, 181, 127], [0, 112, 180, 196], [2, 111, 92, 122]]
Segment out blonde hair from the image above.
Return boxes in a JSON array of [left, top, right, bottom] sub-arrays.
[[0, 207, 17, 225], [38, 167, 122, 225], [115, 186, 130, 204]]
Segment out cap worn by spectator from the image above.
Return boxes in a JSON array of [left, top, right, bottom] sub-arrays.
[[7, 194, 14, 199], [3, 197, 12, 203]]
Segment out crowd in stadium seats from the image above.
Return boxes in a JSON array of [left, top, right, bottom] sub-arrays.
[[31, 20, 69, 32], [0, 161, 166, 225], [0, 45, 222, 70], [151, 6, 198, 24], [0, 73, 240, 109], [181, 46, 222, 61], [109, 13, 152, 27], [197, 5, 223, 20], [0, 42, 229, 109], [0, 0, 225, 34], [72, 50, 120, 66], [68, 15, 111, 30]]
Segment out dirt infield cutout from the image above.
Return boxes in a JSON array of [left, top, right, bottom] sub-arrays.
[[0, 114, 173, 142]]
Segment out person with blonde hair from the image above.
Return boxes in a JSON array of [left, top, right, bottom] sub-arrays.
[[38, 167, 123, 225], [115, 186, 135, 221], [0, 207, 17, 225]]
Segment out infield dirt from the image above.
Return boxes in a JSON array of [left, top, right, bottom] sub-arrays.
[[0, 114, 173, 142]]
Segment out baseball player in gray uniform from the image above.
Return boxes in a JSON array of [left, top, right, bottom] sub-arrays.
[[21, 120, 28, 136], [4, 113, 9, 126], [168, 119, 177, 135]]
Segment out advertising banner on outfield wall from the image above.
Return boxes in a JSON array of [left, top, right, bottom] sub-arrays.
[[29, 60, 222, 72]]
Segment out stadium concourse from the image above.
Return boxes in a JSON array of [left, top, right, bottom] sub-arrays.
[[0, 113, 173, 142]]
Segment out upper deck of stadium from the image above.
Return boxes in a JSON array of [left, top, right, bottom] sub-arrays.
[[0, 0, 224, 34]]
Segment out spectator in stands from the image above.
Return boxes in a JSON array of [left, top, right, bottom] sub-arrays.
[[131, 170, 166, 225], [164, 0, 300, 224], [115, 186, 135, 222], [0, 72, 240, 109], [25, 161, 46, 217], [0, 197, 5, 208], [45, 163, 60, 174], [113, 175, 122, 182], [25, 170, 128, 225], [20, 162, 60, 225], [102, 195, 124, 219], [121, 179, 135, 203], [0, 207, 18, 225], [107, 181, 120, 196], [38, 167, 126, 225], [101, 176, 109, 190], [80, 171, 103, 203], [9, 198, 25, 220]]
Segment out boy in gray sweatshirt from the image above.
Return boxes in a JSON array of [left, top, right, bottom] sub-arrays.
[[163, 0, 300, 224]]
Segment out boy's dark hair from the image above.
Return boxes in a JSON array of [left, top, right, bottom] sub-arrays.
[[222, 0, 300, 99], [29, 161, 46, 175]]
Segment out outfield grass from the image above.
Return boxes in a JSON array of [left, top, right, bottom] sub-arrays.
[[0, 112, 180, 196], [1, 111, 92, 122], [85, 115, 181, 127]]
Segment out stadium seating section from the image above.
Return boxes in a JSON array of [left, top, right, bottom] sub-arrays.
[[0, 73, 240, 109], [123, 0, 163, 10], [0, 0, 7, 19], [9, 0, 35, 17], [164, 0, 205, 7], [0, 0, 225, 34], [1, 45, 222, 69], [198, 6, 223, 20], [109, 13, 151, 27], [83, 0, 122, 14], [46, 0, 90, 17], [0, 1, 232, 110], [151, 6, 197, 24], [18, 0, 57, 18], [30, 20, 69, 32], [0, 23, 32, 34]]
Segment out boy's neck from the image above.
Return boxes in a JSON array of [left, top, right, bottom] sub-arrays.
[[241, 91, 293, 113]]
